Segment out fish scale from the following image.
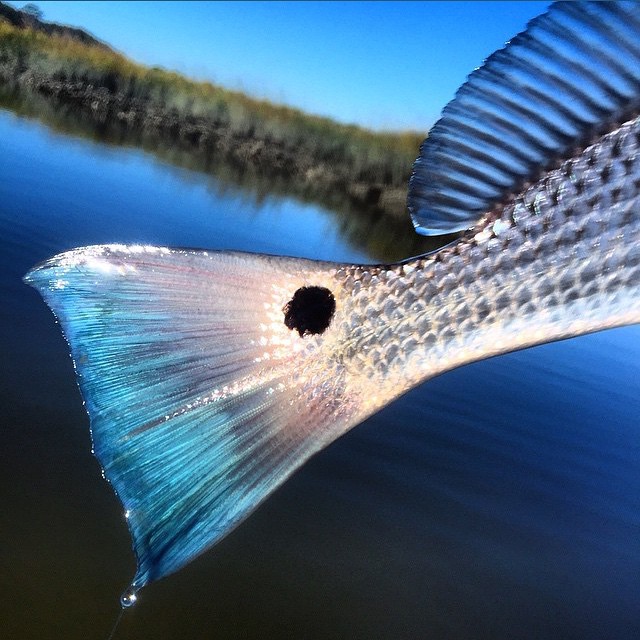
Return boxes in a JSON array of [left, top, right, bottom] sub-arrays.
[[24, 1, 640, 601], [332, 115, 639, 400]]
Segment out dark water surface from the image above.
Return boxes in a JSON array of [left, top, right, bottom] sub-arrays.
[[1, 107, 639, 640]]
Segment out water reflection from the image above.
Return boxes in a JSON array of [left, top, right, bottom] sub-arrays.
[[0, 85, 453, 263]]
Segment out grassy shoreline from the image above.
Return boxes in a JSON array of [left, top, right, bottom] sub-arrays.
[[0, 5, 425, 216], [1, 83, 452, 263]]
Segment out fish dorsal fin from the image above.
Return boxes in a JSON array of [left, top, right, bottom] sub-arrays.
[[408, 1, 640, 236]]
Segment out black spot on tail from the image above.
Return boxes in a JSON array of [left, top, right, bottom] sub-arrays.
[[283, 286, 336, 337]]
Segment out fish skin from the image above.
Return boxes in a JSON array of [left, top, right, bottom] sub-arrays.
[[304, 115, 640, 425], [22, 1, 640, 597], [24, 112, 639, 593]]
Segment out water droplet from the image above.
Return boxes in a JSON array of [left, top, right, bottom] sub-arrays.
[[120, 587, 138, 608]]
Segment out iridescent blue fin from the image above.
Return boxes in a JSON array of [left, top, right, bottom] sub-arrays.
[[408, 1, 640, 235], [24, 245, 361, 597]]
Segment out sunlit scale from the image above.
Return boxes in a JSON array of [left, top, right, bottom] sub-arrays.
[[322, 116, 640, 416], [22, 1, 640, 606]]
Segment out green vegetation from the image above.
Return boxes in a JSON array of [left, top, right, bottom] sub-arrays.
[[0, 18, 424, 193]]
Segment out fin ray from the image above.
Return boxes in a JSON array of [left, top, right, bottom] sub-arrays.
[[408, 1, 640, 235], [24, 245, 359, 589]]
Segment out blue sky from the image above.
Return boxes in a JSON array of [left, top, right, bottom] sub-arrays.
[[11, 1, 549, 131]]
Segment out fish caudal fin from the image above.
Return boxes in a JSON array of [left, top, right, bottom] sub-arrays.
[[24, 245, 368, 598]]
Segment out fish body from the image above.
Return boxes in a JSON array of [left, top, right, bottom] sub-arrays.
[[333, 116, 640, 410], [24, 2, 640, 600]]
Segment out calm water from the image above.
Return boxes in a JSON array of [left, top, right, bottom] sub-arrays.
[[1, 106, 639, 640]]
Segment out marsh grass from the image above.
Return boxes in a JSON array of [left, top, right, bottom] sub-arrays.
[[0, 21, 424, 187]]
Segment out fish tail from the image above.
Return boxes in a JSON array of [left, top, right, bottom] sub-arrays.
[[24, 244, 371, 596]]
